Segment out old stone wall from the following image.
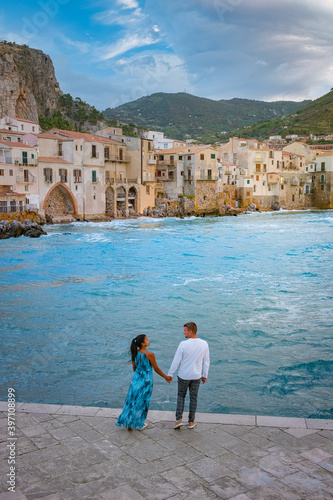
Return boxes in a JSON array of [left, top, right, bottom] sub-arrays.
[[0, 211, 43, 223], [312, 171, 333, 209], [195, 181, 218, 213]]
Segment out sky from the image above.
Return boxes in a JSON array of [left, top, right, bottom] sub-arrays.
[[1, 0, 333, 111]]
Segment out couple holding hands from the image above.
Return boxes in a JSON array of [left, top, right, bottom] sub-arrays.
[[116, 322, 210, 431]]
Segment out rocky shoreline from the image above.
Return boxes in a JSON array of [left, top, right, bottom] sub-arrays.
[[0, 220, 47, 239]]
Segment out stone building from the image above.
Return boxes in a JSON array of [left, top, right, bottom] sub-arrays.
[[154, 145, 220, 213], [312, 152, 333, 209]]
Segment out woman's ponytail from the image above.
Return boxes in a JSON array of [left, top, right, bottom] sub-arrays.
[[130, 334, 146, 362]]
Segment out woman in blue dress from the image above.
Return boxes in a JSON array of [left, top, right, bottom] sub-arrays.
[[116, 335, 172, 430]]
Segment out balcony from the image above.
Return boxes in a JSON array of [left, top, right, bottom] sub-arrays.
[[16, 172, 36, 183], [197, 175, 218, 181], [108, 155, 131, 163], [90, 152, 100, 159], [147, 159, 157, 165], [13, 159, 38, 166], [109, 177, 139, 184], [156, 159, 177, 166]]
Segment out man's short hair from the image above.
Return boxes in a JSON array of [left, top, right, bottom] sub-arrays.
[[184, 322, 197, 335]]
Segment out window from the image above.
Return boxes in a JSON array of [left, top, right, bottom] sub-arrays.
[[256, 164, 260, 172], [321, 184, 324, 190], [179, 156, 183, 160], [211, 153, 216, 159], [0, 169, 4, 175], [32, 126, 35, 132], [187, 155, 191, 160], [305, 185, 310, 194], [254, 185, 256, 192], [148, 141, 151, 151], [277, 161, 280, 168], [24, 170, 29, 182], [9, 170, 13, 176], [269, 151, 273, 158], [233, 154, 237, 163], [58, 143, 63, 156], [306, 166, 308, 171], [321, 174, 325, 183], [321, 162, 325, 171], [256, 175, 259, 181], [263, 164, 267, 172], [105, 171, 110, 183], [292, 194, 295, 202], [6, 137, 11, 141], [146, 185, 150, 195], [74, 169, 82, 183], [21, 124, 24, 130], [44, 168, 52, 182], [200, 154, 204, 160], [22, 152, 28, 165], [59, 169, 68, 182], [104, 147, 110, 159], [0, 201, 7, 212], [281, 184, 284, 190], [224, 153, 228, 159], [92, 145, 97, 158], [92, 170, 97, 183], [207, 169, 212, 180], [25, 185, 29, 192], [76, 145, 78, 151], [159, 155, 164, 161], [247, 179, 250, 184]]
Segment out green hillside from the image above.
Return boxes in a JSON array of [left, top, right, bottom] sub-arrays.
[[227, 89, 333, 140], [102, 92, 310, 142]]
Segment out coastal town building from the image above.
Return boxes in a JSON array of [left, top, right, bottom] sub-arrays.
[[154, 145, 220, 213]]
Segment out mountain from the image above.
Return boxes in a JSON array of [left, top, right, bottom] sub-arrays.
[[0, 41, 108, 133], [228, 89, 333, 140], [102, 92, 310, 142]]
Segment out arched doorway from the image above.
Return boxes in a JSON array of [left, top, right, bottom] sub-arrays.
[[43, 183, 77, 222], [105, 186, 115, 216], [116, 186, 126, 216], [128, 187, 137, 213]]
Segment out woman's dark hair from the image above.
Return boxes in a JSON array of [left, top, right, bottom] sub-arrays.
[[130, 335, 146, 362]]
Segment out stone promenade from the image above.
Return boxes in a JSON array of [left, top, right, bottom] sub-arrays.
[[0, 402, 333, 499]]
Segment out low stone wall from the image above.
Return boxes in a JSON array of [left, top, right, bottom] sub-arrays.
[[0, 211, 45, 224]]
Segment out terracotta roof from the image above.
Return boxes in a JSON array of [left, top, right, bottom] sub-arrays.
[[0, 129, 25, 135], [155, 145, 216, 155], [38, 156, 72, 164], [8, 116, 39, 124], [50, 129, 119, 144], [34, 133, 72, 141], [282, 151, 303, 157], [317, 151, 333, 157], [0, 191, 25, 196], [0, 141, 35, 148]]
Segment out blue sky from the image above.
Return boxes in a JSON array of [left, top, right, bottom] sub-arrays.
[[1, 0, 333, 110]]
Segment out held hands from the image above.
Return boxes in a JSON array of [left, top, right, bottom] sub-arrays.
[[165, 376, 172, 383], [201, 377, 207, 384]]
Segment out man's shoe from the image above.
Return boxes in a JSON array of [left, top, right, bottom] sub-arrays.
[[188, 422, 197, 429], [173, 420, 183, 429], [138, 423, 148, 431]]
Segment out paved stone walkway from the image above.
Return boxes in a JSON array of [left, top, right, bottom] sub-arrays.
[[0, 402, 332, 499]]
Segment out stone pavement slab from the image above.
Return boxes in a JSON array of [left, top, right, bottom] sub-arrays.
[[0, 403, 332, 499]]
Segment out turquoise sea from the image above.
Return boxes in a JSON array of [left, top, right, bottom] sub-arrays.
[[1, 210, 332, 418]]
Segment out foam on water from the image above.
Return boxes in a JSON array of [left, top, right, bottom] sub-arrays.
[[1, 210, 332, 418]]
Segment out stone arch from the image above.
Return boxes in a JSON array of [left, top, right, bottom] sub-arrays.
[[128, 186, 137, 212], [43, 183, 77, 221], [116, 186, 126, 215], [105, 186, 115, 215]]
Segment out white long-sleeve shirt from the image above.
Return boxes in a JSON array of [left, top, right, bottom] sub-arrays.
[[168, 338, 210, 380]]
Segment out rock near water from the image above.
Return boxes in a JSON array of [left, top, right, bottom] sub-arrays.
[[0, 220, 47, 239]]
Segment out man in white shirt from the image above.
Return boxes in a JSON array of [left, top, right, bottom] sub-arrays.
[[168, 322, 210, 429]]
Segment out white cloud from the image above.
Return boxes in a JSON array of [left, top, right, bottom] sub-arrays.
[[99, 33, 159, 60], [117, 0, 139, 9]]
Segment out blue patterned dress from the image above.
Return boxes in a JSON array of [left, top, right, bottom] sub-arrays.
[[116, 351, 153, 429]]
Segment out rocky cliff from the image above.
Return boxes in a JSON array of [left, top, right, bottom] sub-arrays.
[[0, 41, 61, 122]]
